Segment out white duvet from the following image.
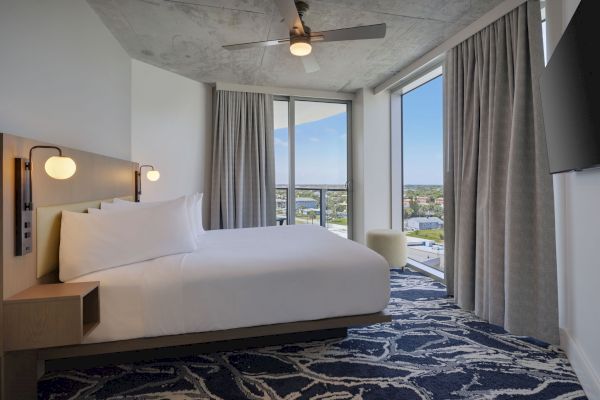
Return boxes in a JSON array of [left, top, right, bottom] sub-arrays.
[[70, 225, 390, 343]]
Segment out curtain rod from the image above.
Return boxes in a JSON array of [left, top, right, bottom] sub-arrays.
[[215, 82, 355, 101]]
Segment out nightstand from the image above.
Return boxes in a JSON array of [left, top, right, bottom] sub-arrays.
[[3, 281, 100, 351]]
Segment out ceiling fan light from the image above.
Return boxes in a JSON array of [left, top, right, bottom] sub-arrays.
[[290, 37, 312, 56]]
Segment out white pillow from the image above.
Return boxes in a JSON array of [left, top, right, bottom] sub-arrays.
[[195, 194, 205, 233], [110, 194, 204, 234], [59, 196, 196, 282], [186, 193, 204, 233]]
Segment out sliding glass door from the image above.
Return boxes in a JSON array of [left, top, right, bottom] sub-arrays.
[[274, 98, 351, 238]]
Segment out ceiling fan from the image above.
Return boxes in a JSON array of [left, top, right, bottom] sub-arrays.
[[222, 0, 386, 73]]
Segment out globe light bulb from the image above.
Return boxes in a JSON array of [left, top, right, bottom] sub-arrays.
[[44, 156, 76, 179], [146, 170, 160, 182]]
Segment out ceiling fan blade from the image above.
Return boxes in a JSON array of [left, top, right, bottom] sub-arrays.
[[301, 53, 320, 73], [223, 38, 289, 51], [274, 0, 305, 35], [312, 23, 386, 42]]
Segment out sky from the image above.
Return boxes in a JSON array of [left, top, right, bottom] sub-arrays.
[[274, 76, 443, 186], [274, 111, 347, 185], [402, 76, 443, 186]]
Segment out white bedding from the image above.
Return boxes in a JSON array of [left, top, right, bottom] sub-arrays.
[[70, 225, 390, 344]]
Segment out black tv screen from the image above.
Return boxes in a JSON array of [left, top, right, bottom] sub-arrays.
[[540, 0, 600, 174]]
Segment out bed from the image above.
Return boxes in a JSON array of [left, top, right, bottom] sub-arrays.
[[1, 133, 391, 399], [70, 224, 391, 344]]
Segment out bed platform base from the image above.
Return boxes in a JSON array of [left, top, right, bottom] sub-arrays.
[[3, 311, 391, 399], [47, 328, 349, 372]]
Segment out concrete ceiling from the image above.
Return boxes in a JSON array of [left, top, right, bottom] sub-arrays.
[[88, 0, 503, 93]]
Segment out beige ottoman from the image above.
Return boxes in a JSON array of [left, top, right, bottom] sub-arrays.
[[366, 229, 407, 270]]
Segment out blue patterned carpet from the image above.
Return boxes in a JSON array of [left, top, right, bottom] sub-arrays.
[[39, 269, 586, 399]]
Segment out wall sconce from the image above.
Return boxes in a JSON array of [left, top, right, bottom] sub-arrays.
[[135, 164, 160, 202], [15, 146, 77, 256]]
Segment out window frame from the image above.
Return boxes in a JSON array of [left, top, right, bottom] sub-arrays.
[[391, 65, 445, 280], [274, 95, 354, 240]]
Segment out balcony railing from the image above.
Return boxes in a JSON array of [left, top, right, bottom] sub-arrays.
[[276, 184, 348, 238]]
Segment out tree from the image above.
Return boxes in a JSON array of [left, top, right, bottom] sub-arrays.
[[409, 199, 421, 217], [307, 210, 317, 224]]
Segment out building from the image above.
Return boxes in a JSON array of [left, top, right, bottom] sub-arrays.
[[405, 217, 444, 231], [295, 197, 318, 209], [416, 196, 429, 205], [276, 198, 287, 211]]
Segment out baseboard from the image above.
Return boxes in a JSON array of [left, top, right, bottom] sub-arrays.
[[560, 328, 600, 399]]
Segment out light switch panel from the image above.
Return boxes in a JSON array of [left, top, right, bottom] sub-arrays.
[[15, 158, 32, 256]]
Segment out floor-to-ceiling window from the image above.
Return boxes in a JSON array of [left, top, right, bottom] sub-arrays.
[[388, 4, 545, 278], [273, 98, 351, 238], [274, 100, 290, 225], [392, 68, 444, 277]]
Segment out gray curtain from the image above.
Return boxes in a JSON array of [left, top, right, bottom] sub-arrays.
[[210, 90, 276, 229], [444, 0, 559, 344]]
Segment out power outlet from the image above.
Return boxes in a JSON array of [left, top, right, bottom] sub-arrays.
[[15, 158, 32, 256]]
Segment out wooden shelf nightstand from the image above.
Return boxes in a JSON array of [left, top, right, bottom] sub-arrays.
[[3, 281, 100, 351]]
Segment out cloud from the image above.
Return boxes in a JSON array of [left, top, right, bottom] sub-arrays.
[[275, 137, 288, 147], [309, 137, 320, 143]]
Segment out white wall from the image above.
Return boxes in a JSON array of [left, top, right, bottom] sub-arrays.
[[352, 88, 391, 243], [0, 0, 131, 159], [546, 0, 600, 398], [131, 60, 212, 227]]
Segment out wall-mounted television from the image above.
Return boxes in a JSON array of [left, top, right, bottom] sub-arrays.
[[540, 0, 600, 174]]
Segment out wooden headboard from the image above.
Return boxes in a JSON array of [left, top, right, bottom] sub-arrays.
[[1, 133, 138, 299]]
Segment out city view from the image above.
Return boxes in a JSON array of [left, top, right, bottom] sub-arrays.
[[275, 186, 348, 237], [402, 75, 444, 273], [403, 185, 444, 272], [274, 100, 349, 238], [273, 76, 444, 270]]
